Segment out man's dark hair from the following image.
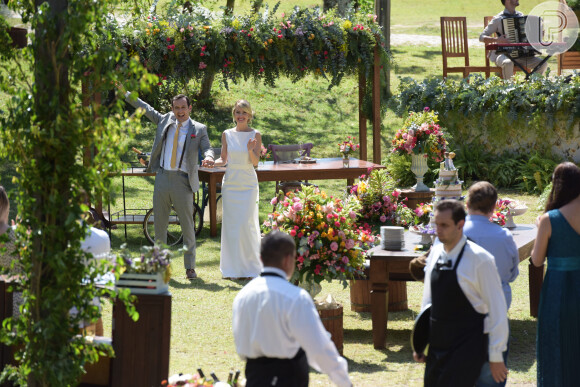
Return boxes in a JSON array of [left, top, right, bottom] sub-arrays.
[[467, 181, 498, 214], [261, 231, 296, 267], [501, 0, 505, 5], [435, 199, 466, 224], [172, 94, 191, 107]]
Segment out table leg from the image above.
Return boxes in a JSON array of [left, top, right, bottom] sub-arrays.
[[370, 259, 389, 349], [347, 178, 354, 187], [209, 176, 218, 237], [529, 259, 544, 318]]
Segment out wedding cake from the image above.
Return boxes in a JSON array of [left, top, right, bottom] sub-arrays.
[[434, 152, 462, 200]]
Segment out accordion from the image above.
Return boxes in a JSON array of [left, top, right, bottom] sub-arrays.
[[499, 16, 540, 58]]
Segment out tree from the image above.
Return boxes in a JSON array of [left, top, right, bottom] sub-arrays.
[[0, 0, 150, 385]]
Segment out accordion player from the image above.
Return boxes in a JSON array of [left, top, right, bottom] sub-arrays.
[[498, 15, 541, 58]]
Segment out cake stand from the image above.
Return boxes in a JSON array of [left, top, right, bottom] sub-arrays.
[[504, 205, 528, 229]]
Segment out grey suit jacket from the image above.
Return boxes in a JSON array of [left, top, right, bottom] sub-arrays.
[[126, 93, 214, 192]]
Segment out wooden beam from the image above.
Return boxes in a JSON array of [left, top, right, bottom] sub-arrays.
[[358, 71, 367, 161], [372, 45, 381, 164]]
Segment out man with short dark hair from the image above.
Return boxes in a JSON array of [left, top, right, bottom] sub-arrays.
[[465, 182, 518, 387], [414, 200, 509, 387], [232, 231, 352, 387], [122, 88, 214, 279], [480, 0, 548, 79]]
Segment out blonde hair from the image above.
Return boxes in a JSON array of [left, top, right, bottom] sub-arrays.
[[232, 99, 254, 124]]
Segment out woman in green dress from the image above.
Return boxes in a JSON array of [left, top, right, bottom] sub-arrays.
[[532, 162, 580, 387]]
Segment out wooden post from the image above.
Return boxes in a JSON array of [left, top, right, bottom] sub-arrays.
[[375, 0, 391, 96], [358, 71, 367, 161], [372, 45, 381, 164], [111, 293, 172, 387]]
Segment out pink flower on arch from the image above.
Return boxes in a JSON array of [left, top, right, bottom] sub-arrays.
[[199, 62, 207, 70], [330, 241, 338, 251]]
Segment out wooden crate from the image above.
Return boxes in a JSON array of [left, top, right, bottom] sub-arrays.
[[349, 279, 408, 312], [115, 272, 168, 295], [558, 51, 580, 74]]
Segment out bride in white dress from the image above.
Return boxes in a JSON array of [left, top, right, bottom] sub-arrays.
[[214, 100, 262, 279]]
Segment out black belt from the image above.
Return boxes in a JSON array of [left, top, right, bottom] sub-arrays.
[[159, 167, 188, 178], [247, 348, 306, 364]]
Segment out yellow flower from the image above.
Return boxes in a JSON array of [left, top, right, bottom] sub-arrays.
[[232, 19, 241, 29], [342, 20, 352, 30], [147, 22, 152, 28], [145, 29, 150, 35], [321, 232, 327, 238], [203, 25, 211, 30], [309, 33, 315, 40]]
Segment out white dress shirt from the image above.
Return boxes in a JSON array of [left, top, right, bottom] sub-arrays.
[[232, 267, 352, 387], [421, 235, 509, 362], [162, 120, 190, 173]]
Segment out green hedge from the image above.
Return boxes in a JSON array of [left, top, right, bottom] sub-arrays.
[[390, 75, 580, 161]]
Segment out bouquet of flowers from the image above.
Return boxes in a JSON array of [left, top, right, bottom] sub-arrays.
[[162, 370, 236, 386], [259, 144, 271, 163], [262, 185, 376, 286], [414, 202, 433, 225], [349, 168, 415, 228], [338, 136, 360, 159], [490, 211, 506, 227], [119, 244, 172, 283], [391, 107, 448, 162]]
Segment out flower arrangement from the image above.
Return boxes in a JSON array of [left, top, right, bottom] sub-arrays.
[[119, 244, 172, 283], [414, 202, 433, 225], [262, 185, 376, 286], [391, 107, 448, 162], [490, 211, 506, 227], [338, 136, 360, 159], [259, 144, 271, 163], [162, 371, 236, 386], [348, 168, 416, 229], [107, 6, 390, 94]]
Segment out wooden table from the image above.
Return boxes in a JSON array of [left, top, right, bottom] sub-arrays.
[[368, 224, 538, 349], [198, 158, 384, 237]]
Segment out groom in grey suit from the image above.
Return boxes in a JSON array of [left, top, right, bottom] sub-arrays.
[[125, 92, 214, 279]]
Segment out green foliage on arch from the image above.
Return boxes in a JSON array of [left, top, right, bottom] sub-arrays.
[[101, 3, 391, 113]]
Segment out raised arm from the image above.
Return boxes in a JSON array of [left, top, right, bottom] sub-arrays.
[[124, 92, 163, 125]]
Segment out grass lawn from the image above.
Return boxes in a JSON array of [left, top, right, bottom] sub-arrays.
[[0, 1, 557, 385]]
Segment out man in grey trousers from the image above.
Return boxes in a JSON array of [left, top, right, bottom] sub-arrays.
[[124, 90, 214, 279]]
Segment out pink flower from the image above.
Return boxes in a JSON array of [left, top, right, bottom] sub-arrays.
[[392, 190, 401, 198], [349, 210, 357, 219], [345, 239, 355, 249], [297, 256, 304, 263], [290, 229, 296, 237], [380, 215, 387, 222], [330, 241, 338, 251], [190, 134, 196, 138], [292, 202, 303, 211], [180, 27, 185, 33], [271, 197, 278, 206], [314, 265, 322, 275], [342, 256, 349, 264], [198, 62, 207, 69]]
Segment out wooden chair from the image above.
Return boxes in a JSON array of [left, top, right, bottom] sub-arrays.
[[557, 0, 580, 74], [268, 143, 315, 195], [440, 17, 491, 79], [483, 16, 505, 78]]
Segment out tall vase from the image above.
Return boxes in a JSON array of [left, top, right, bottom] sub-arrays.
[[299, 280, 322, 300], [342, 155, 350, 168], [411, 153, 430, 192]]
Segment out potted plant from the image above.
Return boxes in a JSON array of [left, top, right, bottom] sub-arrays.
[[391, 107, 448, 192], [117, 244, 172, 294]]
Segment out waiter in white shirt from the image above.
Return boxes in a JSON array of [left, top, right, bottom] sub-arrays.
[[232, 231, 352, 387], [413, 200, 509, 386]]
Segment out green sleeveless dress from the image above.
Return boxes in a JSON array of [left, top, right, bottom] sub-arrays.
[[537, 209, 580, 386]]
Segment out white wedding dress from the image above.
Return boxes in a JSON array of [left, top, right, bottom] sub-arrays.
[[220, 128, 262, 278]]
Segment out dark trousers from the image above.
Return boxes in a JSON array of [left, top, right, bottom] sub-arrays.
[[245, 349, 308, 387]]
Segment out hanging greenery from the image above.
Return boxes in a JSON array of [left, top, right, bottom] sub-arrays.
[[100, 3, 391, 113]]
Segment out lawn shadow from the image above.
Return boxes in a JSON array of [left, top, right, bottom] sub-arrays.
[[344, 327, 414, 366], [169, 277, 227, 291], [350, 309, 416, 322], [507, 318, 537, 373]]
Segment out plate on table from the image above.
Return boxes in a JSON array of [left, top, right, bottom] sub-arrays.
[[298, 157, 317, 164]]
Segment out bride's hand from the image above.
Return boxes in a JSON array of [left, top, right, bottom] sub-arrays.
[[247, 138, 258, 153]]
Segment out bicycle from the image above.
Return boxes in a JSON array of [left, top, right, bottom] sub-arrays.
[[143, 201, 203, 246]]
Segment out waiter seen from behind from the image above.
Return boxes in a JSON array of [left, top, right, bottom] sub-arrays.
[[232, 231, 352, 387], [414, 200, 509, 386]]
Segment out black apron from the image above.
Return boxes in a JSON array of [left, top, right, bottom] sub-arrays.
[[245, 272, 309, 387], [424, 242, 488, 387]]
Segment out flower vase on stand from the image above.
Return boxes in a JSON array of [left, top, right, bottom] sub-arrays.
[[342, 155, 350, 168], [299, 280, 322, 300], [411, 153, 430, 192]]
